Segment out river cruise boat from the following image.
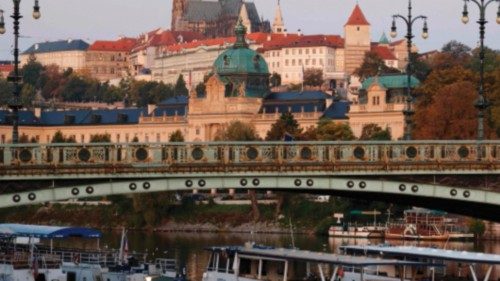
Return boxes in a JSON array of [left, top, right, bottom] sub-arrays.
[[341, 245, 500, 281], [385, 209, 473, 240], [202, 243, 441, 281], [0, 224, 185, 281], [328, 210, 386, 238]]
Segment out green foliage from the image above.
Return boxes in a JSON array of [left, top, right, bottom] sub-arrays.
[[266, 112, 303, 141], [20, 84, 36, 107], [195, 82, 206, 98], [0, 79, 14, 105], [303, 68, 324, 87], [89, 133, 111, 143], [468, 219, 485, 239], [316, 119, 355, 141], [21, 60, 44, 87], [360, 123, 392, 140], [215, 121, 260, 141], [315, 217, 336, 235], [469, 47, 500, 74], [169, 130, 185, 142], [270, 72, 282, 87], [51, 130, 76, 143], [175, 74, 189, 96], [354, 51, 400, 81]]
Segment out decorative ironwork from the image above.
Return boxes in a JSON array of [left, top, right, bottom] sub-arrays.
[[353, 146, 365, 160], [458, 146, 470, 158], [406, 146, 418, 159], [18, 149, 32, 163], [246, 146, 258, 160], [135, 147, 148, 161], [300, 147, 312, 160], [191, 147, 204, 160], [78, 148, 91, 162]]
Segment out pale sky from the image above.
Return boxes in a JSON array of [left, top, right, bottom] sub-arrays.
[[0, 0, 499, 60]]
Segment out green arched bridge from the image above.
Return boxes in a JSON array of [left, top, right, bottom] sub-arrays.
[[1, 141, 499, 220]]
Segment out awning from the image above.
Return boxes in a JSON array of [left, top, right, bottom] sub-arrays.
[[0, 223, 102, 239]]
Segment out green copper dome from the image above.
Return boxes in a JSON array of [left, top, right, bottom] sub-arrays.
[[212, 20, 270, 98], [214, 21, 269, 76]]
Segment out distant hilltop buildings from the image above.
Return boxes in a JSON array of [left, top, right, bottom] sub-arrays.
[[18, 2, 414, 92]]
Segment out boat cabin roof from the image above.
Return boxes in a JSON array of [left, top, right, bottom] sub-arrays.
[[207, 246, 440, 267], [341, 245, 500, 265], [0, 223, 102, 239]]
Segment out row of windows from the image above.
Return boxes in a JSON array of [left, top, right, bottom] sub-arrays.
[[284, 58, 325, 67], [284, 48, 323, 56]]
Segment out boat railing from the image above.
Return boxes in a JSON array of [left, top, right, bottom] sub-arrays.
[[0, 252, 61, 269]]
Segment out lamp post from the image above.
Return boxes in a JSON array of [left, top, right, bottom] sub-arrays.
[[0, 0, 41, 144], [461, 0, 499, 142], [390, 0, 428, 141]]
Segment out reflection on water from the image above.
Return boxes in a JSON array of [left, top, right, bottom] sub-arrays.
[[51, 231, 498, 281]]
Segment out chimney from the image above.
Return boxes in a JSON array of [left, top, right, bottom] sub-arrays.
[[34, 107, 42, 119], [147, 104, 157, 115]]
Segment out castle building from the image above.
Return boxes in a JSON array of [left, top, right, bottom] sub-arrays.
[[171, 0, 270, 38], [20, 39, 89, 72]]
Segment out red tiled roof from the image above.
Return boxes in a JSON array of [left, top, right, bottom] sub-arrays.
[[345, 4, 370, 26], [0, 64, 14, 73], [132, 30, 206, 52], [389, 39, 406, 46], [89, 37, 138, 52], [260, 34, 344, 51], [372, 45, 397, 60]]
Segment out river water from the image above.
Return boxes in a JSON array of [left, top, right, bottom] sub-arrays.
[[55, 231, 500, 281]]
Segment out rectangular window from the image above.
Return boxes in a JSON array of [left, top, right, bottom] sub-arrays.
[[312, 48, 316, 54], [305, 49, 309, 55], [299, 49, 303, 55], [292, 59, 296, 66], [312, 59, 316, 65], [285, 59, 289, 66], [298, 59, 302, 65]]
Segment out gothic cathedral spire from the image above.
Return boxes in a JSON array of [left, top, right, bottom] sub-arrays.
[[272, 0, 285, 34]]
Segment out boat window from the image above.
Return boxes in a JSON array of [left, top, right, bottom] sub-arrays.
[[67, 272, 76, 281], [239, 258, 252, 275]]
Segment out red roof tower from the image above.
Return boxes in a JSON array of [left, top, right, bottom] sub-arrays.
[[345, 4, 370, 26]]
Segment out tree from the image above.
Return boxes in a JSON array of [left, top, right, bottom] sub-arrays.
[[195, 82, 206, 98], [316, 118, 355, 141], [169, 130, 185, 142], [469, 47, 500, 74], [175, 74, 189, 96], [215, 121, 261, 221], [89, 133, 111, 143], [20, 84, 36, 107], [303, 68, 324, 88], [360, 123, 392, 140], [51, 130, 76, 143], [414, 81, 488, 139], [265, 112, 303, 141], [21, 60, 44, 87], [441, 40, 471, 62], [354, 52, 400, 81], [468, 219, 485, 240], [215, 121, 260, 141], [270, 72, 282, 87]]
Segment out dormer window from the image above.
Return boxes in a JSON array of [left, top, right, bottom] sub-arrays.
[[223, 55, 230, 66]]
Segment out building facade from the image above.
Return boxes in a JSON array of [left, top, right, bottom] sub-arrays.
[[20, 40, 89, 72], [86, 38, 137, 82], [0, 23, 349, 144], [348, 74, 420, 140]]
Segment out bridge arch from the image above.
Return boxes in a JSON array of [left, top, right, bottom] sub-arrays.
[[2, 176, 498, 221]]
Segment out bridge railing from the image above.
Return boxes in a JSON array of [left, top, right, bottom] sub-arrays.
[[0, 141, 498, 169]]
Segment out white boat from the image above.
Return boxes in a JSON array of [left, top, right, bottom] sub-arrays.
[[341, 245, 500, 281], [0, 252, 66, 281], [328, 225, 386, 238], [202, 243, 441, 281]]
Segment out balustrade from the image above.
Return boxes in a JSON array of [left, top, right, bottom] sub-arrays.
[[0, 141, 498, 171]]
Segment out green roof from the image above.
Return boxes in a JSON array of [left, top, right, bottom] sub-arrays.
[[379, 32, 390, 44], [214, 21, 269, 76], [361, 74, 420, 90]]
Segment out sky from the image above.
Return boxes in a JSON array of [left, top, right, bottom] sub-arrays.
[[0, 0, 499, 60]]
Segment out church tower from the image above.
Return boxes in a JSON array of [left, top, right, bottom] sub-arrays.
[[344, 4, 371, 74], [239, 3, 252, 34], [272, 0, 285, 34], [171, 0, 187, 31]]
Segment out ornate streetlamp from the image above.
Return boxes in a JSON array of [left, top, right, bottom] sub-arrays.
[[461, 0, 499, 141], [390, 0, 428, 141], [0, 0, 41, 144]]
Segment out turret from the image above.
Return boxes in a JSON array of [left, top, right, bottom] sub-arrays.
[[344, 4, 371, 74]]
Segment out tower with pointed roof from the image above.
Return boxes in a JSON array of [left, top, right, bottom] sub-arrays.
[[272, 0, 285, 34], [344, 4, 371, 74]]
